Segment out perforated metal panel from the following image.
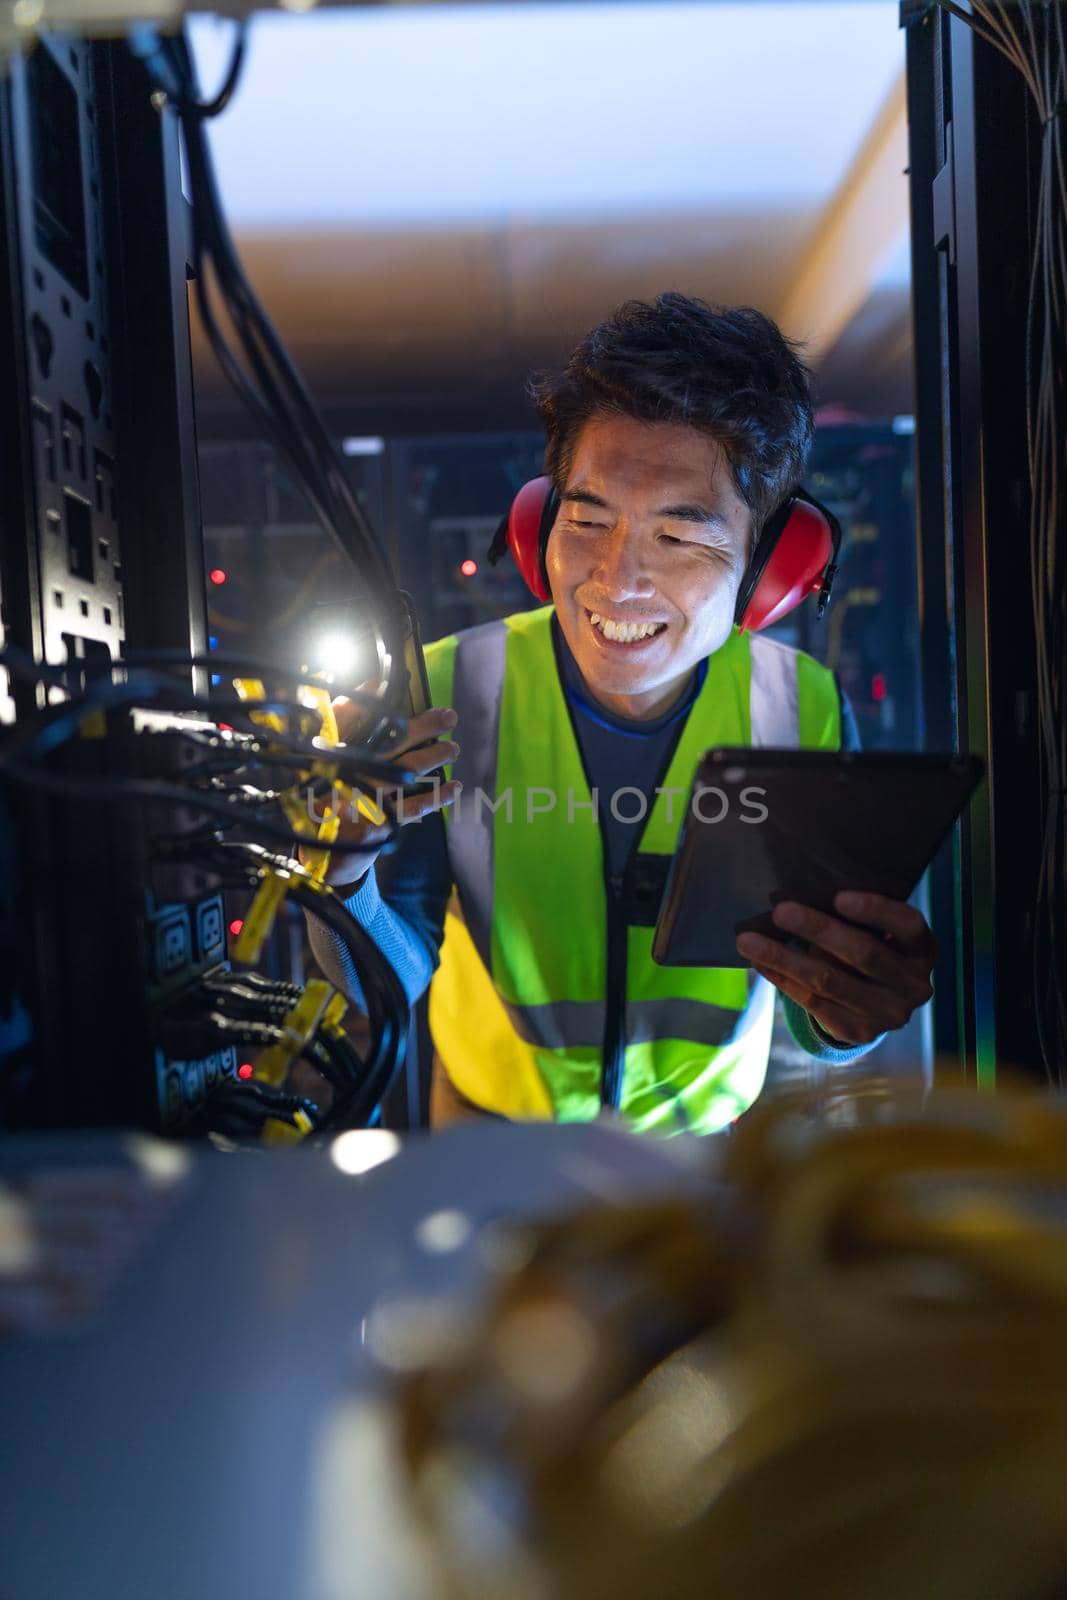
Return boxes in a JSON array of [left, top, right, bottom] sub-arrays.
[[1, 37, 125, 709], [0, 37, 221, 1131]]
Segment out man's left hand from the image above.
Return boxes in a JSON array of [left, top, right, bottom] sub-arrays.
[[735, 890, 938, 1047]]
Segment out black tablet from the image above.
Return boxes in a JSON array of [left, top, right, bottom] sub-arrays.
[[652, 749, 984, 969]]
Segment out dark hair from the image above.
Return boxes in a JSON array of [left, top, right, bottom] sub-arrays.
[[529, 292, 815, 534]]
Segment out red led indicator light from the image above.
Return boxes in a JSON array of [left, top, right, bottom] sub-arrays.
[[872, 673, 888, 702], [228, 919, 244, 937], [460, 559, 478, 578], [237, 1062, 254, 1081], [210, 568, 227, 586]]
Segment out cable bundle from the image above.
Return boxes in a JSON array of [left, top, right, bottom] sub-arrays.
[[161, 837, 410, 1132], [0, 646, 411, 854], [1, 23, 429, 1136], [392, 1082, 1067, 1600], [0, 646, 415, 1135], [162, 968, 379, 1138]]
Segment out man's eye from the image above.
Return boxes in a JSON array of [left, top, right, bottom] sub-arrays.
[[659, 533, 724, 553]]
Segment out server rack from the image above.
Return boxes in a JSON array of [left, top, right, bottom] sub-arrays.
[[0, 38, 230, 1129], [903, 2, 1047, 1083]]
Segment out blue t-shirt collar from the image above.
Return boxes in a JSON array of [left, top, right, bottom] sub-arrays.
[[550, 612, 708, 740]]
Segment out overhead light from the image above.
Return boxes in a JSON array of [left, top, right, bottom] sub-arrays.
[[892, 415, 915, 435], [13, 0, 45, 29], [342, 437, 385, 457]]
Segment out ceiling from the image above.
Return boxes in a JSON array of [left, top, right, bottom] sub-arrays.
[[188, 1, 915, 435]]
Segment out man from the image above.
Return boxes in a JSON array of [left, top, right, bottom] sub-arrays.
[[307, 294, 938, 1132]]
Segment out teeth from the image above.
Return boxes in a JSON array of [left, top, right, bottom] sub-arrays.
[[589, 613, 663, 643]]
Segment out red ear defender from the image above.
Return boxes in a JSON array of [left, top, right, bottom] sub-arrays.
[[489, 478, 840, 627], [487, 476, 559, 602], [733, 491, 841, 633]]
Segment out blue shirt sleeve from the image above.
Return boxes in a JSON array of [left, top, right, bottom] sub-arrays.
[[303, 810, 452, 1011]]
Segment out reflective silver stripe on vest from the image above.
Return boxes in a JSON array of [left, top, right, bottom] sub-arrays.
[[447, 619, 508, 968], [749, 633, 800, 747], [502, 995, 745, 1051], [503, 978, 773, 1052]]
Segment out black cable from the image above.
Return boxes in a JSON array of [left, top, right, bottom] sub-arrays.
[[174, 838, 409, 1127], [124, 650, 406, 730], [0, 649, 423, 860], [127, 25, 405, 725], [186, 20, 248, 120], [196, 1076, 319, 1139], [286, 879, 408, 1128], [168, 968, 368, 1108], [201, 972, 370, 1101], [203, 970, 303, 1008], [0, 645, 410, 766], [145, 28, 408, 725], [0, 764, 398, 857]]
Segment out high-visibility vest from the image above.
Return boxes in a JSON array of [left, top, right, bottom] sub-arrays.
[[423, 605, 841, 1134]]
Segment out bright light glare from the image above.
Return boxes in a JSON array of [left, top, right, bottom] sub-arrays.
[[0, 1190, 37, 1272], [342, 436, 385, 457], [314, 632, 361, 681], [123, 1134, 193, 1187], [414, 1208, 473, 1255], [331, 1129, 401, 1176]]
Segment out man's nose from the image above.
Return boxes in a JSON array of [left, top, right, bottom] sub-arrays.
[[592, 526, 656, 601]]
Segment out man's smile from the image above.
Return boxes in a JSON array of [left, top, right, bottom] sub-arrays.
[[583, 608, 670, 648]]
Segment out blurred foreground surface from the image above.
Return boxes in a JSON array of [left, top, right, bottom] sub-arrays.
[[0, 1119, 714, 1600], [4, 1083, 1067, 1600]]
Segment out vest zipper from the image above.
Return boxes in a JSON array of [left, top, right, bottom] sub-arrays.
[[548, 615, 698, 1116], [601, 870, 627, 1110]]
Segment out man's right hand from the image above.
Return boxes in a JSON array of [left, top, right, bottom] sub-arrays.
[[301, 696, 461, 894]]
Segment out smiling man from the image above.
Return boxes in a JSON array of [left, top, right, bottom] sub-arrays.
[[306, 293, 938, 1132], [548, 414, 751, 721]]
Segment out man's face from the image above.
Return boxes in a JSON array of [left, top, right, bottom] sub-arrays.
[[546, 415, 753, 721]]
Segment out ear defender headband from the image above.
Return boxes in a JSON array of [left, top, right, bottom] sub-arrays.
[[488, 475, 840, 632]]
